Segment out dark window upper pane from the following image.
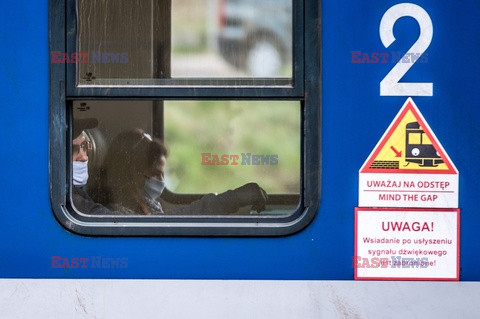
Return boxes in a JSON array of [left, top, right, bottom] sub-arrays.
[[77, 0, 292, 85]]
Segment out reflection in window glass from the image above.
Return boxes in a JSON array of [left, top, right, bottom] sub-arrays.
[[77, 0, 292, 84], [72, 100, 299, 216], [77, 0, 171, 83], [172, 0, 292, 78]]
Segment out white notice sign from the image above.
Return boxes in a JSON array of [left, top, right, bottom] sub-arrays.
[[354, 208, 459, 280]]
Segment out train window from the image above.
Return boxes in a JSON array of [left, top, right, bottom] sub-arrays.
[[73, 0, 293, 86], [408, 132, 432, 145], [50, 0, 319, 236], [72, 100, 300, 217]]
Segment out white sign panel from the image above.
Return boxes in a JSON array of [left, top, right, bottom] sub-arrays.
[[354, 208, 459, 280], [359, 173, 458, 208]]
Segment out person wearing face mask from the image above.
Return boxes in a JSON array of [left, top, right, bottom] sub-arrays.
[[93, 128, 268, 215], [71, 118, 115, 215]]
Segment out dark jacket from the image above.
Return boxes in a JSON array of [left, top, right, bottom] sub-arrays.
[[109, 190, 242, 215], [72, 186, 117, 215]]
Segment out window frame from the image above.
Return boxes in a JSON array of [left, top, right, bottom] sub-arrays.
[[49, 0, 321, 236]]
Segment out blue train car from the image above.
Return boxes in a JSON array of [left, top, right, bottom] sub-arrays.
[[1, 0, 479, 317]]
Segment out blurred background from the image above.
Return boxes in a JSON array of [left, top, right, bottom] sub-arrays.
[[164, 100, 300, 194], [171, 0, 292, 78]]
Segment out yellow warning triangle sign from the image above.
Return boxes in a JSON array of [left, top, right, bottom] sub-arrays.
[[360, 98, 457, 174]]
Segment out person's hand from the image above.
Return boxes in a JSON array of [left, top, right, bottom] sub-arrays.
[[234, 183, 268, 213]]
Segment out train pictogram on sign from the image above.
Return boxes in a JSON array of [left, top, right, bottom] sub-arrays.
[[361, 98, 456, 174]]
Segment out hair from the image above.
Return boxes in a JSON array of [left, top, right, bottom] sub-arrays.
[[92, 128, 168, 215]]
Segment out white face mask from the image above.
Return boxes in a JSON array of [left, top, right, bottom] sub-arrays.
[[73, 161, 89, 186], [144, 177, 165, 200]]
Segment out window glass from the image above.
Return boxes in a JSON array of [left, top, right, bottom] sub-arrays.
[[72, 100, 300, 216], [164, 101, 300, 194], [76, 0, 292, 85], [172, 0, 292, 78]]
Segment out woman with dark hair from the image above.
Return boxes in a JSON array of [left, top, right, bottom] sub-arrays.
[[94, 128, 268, 215]]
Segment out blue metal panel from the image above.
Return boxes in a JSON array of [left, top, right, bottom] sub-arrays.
[[321, 0, 480, 280]]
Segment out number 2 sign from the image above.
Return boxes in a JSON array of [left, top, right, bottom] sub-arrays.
[[380, 3, 433, 96]]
